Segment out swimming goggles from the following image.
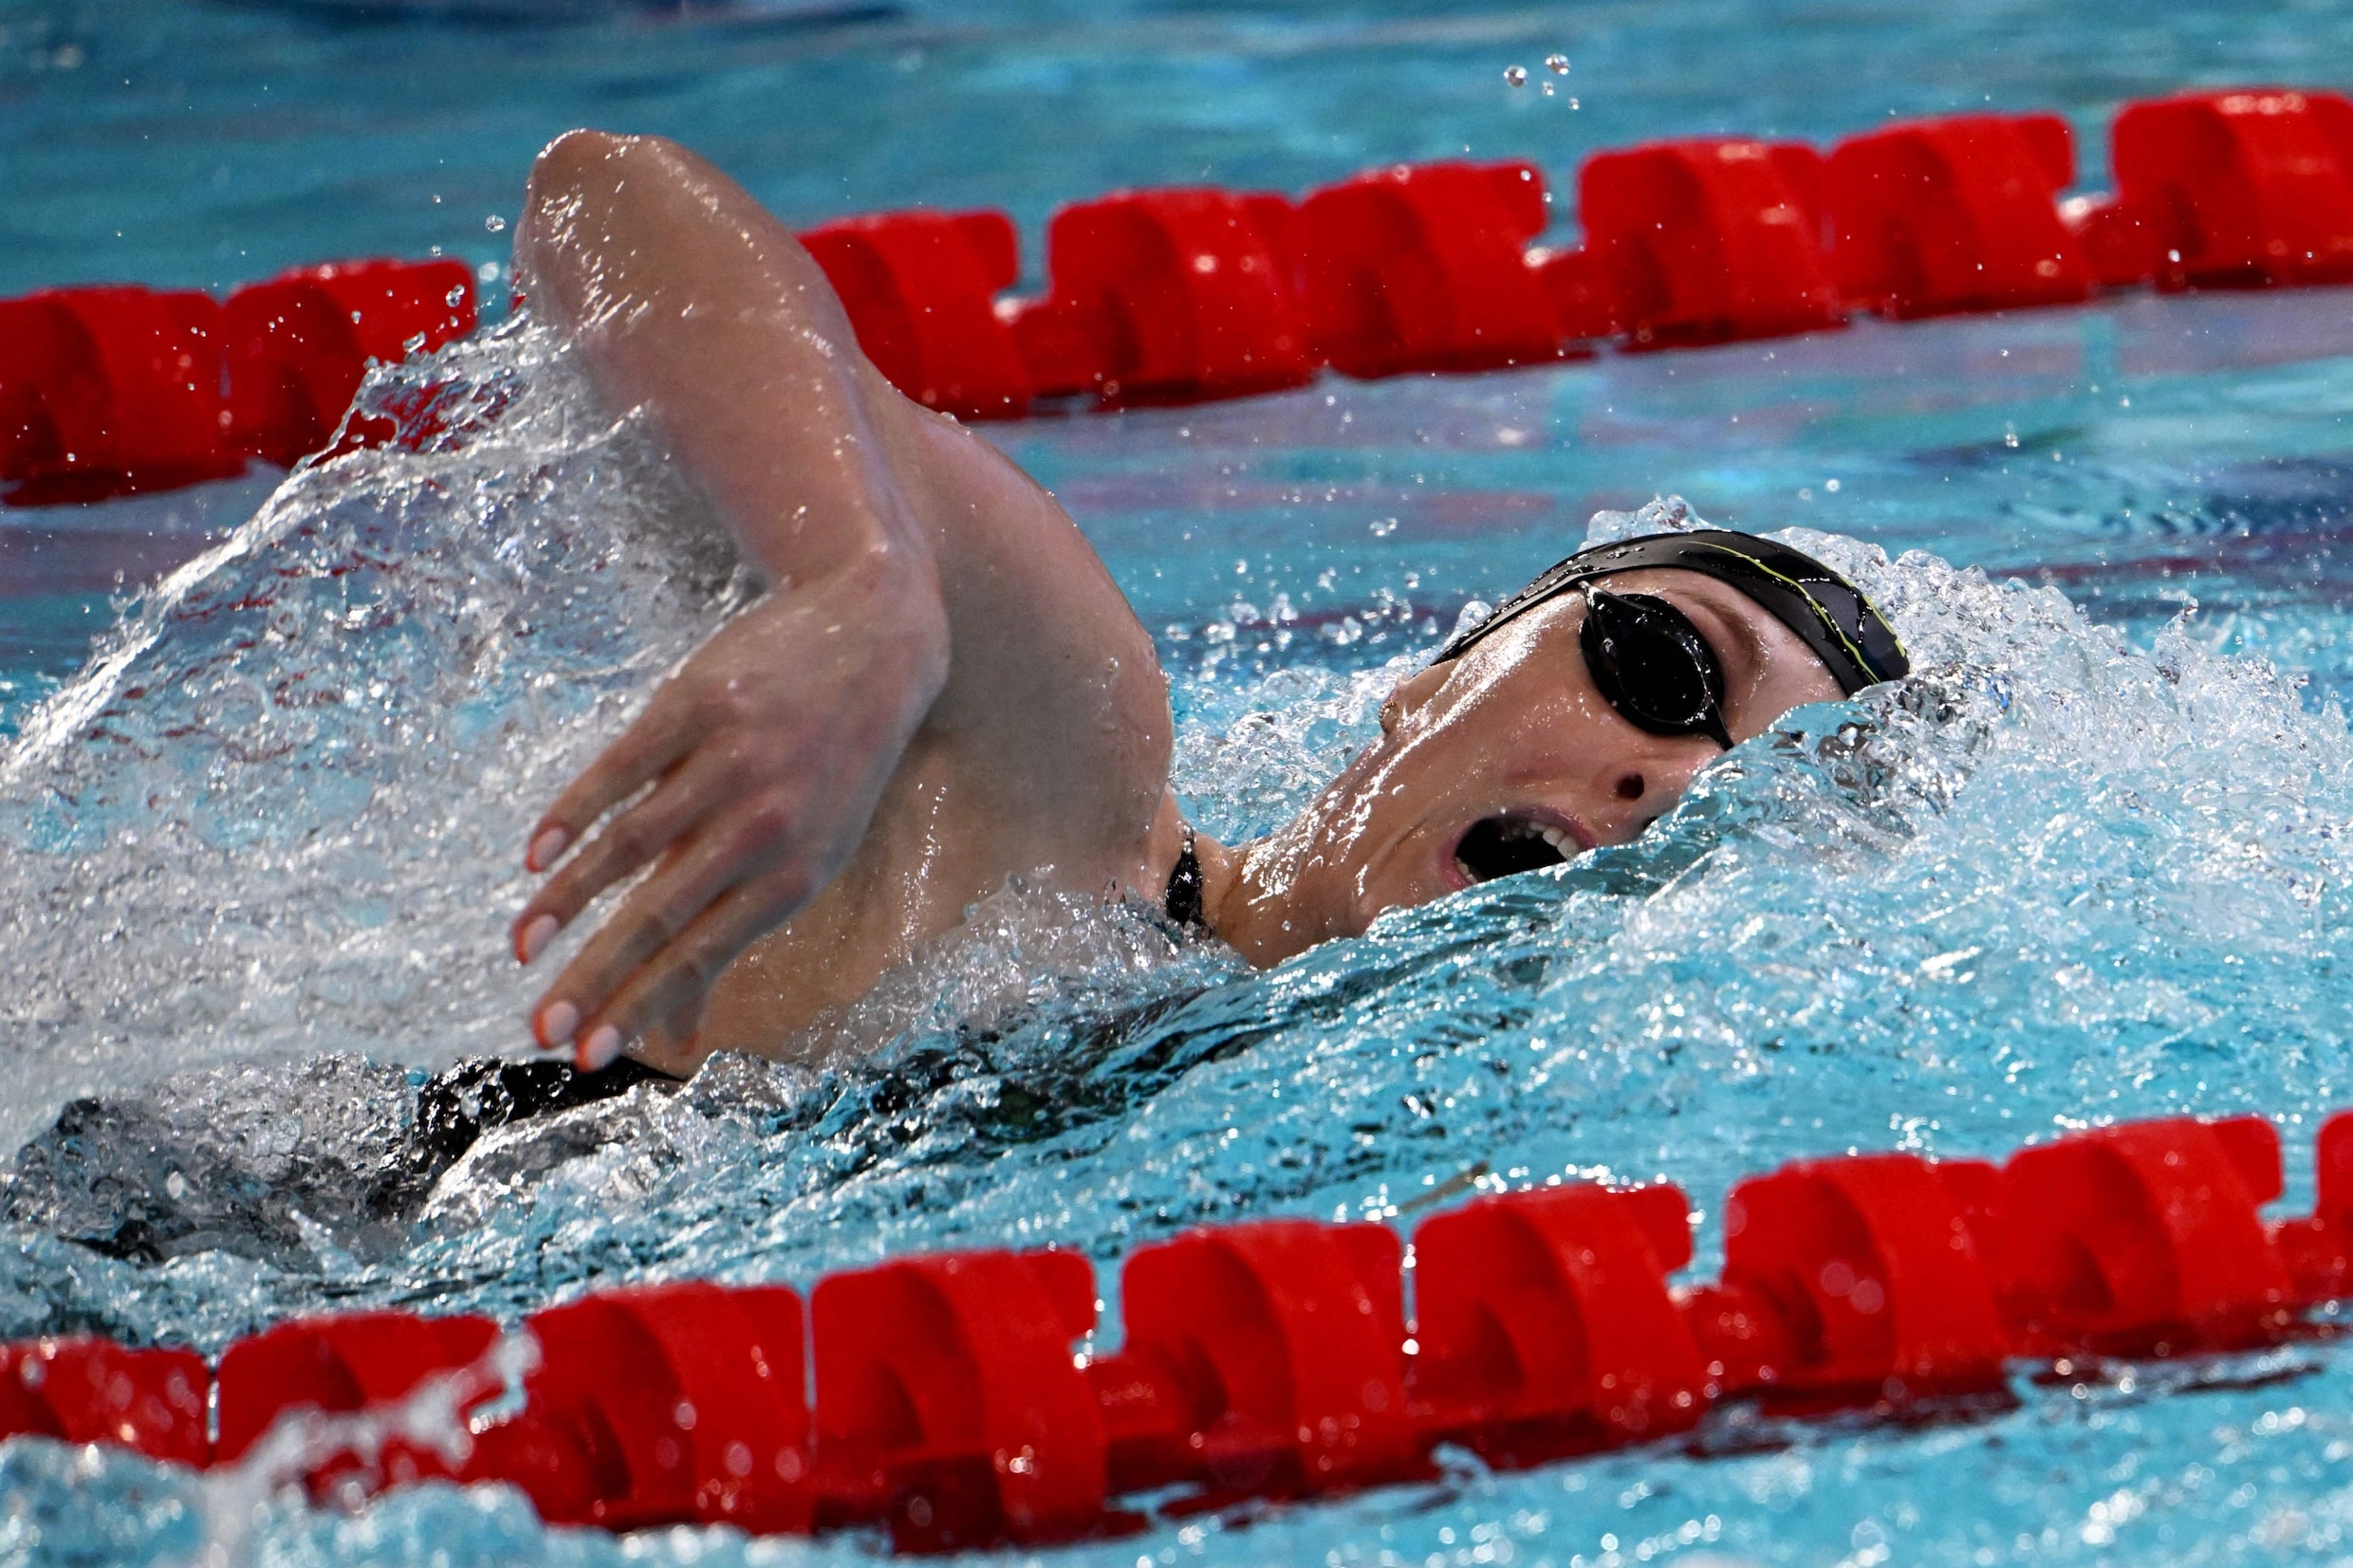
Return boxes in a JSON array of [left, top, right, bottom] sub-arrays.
[[1434, 529, 1911, 716], [1578, 584, 1734, 748]]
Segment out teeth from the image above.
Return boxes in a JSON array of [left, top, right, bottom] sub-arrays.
[[1500, 820, 1574, 855], [1456, 856, 1477, 882]]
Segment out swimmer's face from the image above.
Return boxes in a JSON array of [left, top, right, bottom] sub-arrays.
[[1232, 567, 1848, 954]]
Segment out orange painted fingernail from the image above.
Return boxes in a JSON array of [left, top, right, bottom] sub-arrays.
[[527, 827, 570, 874], [517, 913, 561, 965], [578, 1024, 623, 1072], [536, 1000, 579, 1049]]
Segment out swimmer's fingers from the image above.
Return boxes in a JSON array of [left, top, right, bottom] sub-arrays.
[[583, 880, 784, 1059], [521, 692, 700, 876], [514, 590, 947, 1054], [511, 739, 740, 957], [528, 798, 828, 1056]]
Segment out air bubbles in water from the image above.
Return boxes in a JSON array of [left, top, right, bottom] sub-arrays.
[[484, 214, 507, 233], [1546, 53, 1570, 74], [1503, 65, 1528, 86]]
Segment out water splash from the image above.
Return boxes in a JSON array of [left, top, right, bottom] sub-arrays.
[[0, 317, 752, 1153], [3, 322, 2353, 1567]]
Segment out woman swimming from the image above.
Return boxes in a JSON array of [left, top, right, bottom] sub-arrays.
[[505, 130, 1909, 1080]]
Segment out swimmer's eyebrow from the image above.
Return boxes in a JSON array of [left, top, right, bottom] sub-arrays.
[[1671, 590, 1769, 713]]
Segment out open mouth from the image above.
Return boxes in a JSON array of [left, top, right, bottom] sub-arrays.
[[1453, 815, 1579, 885]]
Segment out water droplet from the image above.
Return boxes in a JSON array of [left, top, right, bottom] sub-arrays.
[[1503, 65, 1528, 86], [164, 1171, 187, 1200], [484, 214, 508, 233], [1546, 53, 1570, 74]]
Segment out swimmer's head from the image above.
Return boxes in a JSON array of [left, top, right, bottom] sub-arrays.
[[1217, 529, 1908, 959]]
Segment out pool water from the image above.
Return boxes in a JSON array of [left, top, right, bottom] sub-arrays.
[[7, 3, 2353, 1565]]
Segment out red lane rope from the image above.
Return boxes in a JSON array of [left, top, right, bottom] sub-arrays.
[[4, 87, 2351, 506], [0, 261, 476, 507], [7, 80, 2353, 1541], [5, 1107, 2349, 1550]]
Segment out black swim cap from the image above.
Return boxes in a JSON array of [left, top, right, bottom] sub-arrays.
[[1433, 529, 1911, 696]]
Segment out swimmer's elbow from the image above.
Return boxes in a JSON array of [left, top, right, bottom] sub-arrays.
[[529, 128, 675, 194], [534, 127, 627, 176], [524, 129, 686, 241], [518, 130, 703, 331]]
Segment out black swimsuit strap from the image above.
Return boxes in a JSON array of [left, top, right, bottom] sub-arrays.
[[1163, 823, 1208, 932]]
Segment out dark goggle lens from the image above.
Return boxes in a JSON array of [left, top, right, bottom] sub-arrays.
[[1578, 587, 1732, 749]]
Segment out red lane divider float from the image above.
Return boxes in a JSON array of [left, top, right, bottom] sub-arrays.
[[1109, 1219, 1420, 1497], [214, 1308, 501, 1490], [464, 1282, 812, 1534], [2082, 88, 2353, 290], [1407, 1182, 1706, 1459], [0, 262, 473, 507], [225, 259, 476, 467], [799, 211, 1034, 422], [2273, 1111, 2353, 1303], [1825, 112, 2094, 319], [13, 86, 2353, 507], [0, 287, 242, 507], [8, 1109, 2353, 1553], [1691, 1153, 2010, 1406], [1004, 187, 1316, 407], [1984, 1115, 2297, 1356], [810, 1248, 1102, 1548], [1294, 160, 1568, 376], [0, 1337, 209, 1464], [1578, 138, 1846, 348]]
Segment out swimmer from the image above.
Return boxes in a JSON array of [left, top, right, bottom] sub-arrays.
[[504, 130, 1909, 1084]]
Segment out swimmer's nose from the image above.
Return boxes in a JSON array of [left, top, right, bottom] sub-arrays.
[[1590, 737, 1715, 842]]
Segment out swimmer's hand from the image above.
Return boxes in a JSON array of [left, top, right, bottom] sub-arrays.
[[506, 129, 956, 1067], [510, 558, 948, 1068]]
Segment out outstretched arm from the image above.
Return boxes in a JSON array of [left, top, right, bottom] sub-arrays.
[[508, 130, 953, 1066]]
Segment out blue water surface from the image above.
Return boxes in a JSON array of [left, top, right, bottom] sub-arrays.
[[5, 3, 2353, 1566]]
